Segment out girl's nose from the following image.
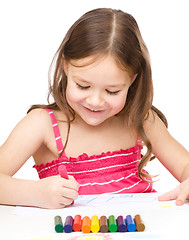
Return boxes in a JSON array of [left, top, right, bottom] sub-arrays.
[[86, 91, 104, 108]]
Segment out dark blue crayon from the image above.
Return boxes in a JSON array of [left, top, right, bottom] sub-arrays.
[[125, 215, 136, 232], [64, 216, 74, 233], [117, 215, 127, 232]]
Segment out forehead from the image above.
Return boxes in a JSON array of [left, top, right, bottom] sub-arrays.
[[68, 54, 132, 78], [69, 54, 100, 67]]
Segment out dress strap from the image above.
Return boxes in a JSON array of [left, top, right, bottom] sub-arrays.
[[45, 108, 64, 155], [136, 137, 142, 146]]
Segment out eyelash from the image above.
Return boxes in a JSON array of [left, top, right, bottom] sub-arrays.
[[106, 90, 120, 95], [76, 83, 120, 95], [76, 83, 90, 90]]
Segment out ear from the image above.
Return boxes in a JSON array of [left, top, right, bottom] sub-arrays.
[[62, 56, 68, 76], [130, 73, 138, 86]]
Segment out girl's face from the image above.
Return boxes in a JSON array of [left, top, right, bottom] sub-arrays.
[[64, 55, 136, 126]]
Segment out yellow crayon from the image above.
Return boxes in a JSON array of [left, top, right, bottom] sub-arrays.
[[91, 215, 100, 233]]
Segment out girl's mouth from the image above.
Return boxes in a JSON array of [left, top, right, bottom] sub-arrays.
[[89, 109, 100, 112], [84, 106, 104, 114]]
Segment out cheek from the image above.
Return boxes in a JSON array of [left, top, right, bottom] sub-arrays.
[[66, 84, 82, 106], [110, 93, 128, 112], [109, 97, 126, 114], [113, 99, 126, 112]]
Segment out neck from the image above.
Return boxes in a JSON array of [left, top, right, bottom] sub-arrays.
[[73, 113, 126, 132]]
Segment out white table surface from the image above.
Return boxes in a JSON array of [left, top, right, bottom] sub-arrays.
[[0, 193, 188, 240]]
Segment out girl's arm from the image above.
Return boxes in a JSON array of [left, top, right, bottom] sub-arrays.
[[144, 110, 189, 205], [0, 109, 79, 208]]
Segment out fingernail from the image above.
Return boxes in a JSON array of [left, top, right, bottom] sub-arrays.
[[176, 200, 183, 206], [158, 196, 163, 201]]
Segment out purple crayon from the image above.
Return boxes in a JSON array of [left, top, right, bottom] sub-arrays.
[[117, 215, 127, 232], [64, 216, 74, 233]]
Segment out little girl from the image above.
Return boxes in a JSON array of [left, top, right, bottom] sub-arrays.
[[0, 8, 189, 209]]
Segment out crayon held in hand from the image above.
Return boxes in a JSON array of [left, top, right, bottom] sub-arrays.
[[58, 165, 69, 179], [58, 165, 74, 205]]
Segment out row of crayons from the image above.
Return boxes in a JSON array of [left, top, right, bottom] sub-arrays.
[[54, 214, 145, 233]]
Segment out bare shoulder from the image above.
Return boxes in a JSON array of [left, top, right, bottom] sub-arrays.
[[26, 108, 68, 142], [0, 108, 53, 175], [26, 108, 49, 122], [144, 109, 167, 130], [143, 109, 189, 182], [143, 109, 170, 143], [2, 108, 51, 149], [16, 109, 50, 135]]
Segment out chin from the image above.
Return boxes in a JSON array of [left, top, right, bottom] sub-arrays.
[[81, 117, 106, 126], [85, 120, 104, 126]]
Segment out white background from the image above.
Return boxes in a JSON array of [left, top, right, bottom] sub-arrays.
[[0, 0, 188, 193]]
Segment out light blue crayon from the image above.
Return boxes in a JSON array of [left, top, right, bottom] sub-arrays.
[[125, 215, 136, 232]]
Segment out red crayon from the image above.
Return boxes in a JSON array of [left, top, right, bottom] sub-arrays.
[[58, 165, 74, 205], [73, 215, 82, 232]]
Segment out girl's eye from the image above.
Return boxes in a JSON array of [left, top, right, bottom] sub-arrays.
[[106, 89, 120, 95], [76, 83, 90, 90]]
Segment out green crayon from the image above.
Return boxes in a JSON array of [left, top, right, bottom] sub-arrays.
[[108, 215, 118, 232], [54, 215, 63, 233]]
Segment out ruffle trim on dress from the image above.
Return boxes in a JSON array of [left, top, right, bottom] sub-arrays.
[[33, 144, 142, 173]]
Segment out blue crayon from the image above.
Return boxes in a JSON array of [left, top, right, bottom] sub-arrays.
[[125, 215, 136, 232], [117, 215, 127, 232], [64, 216, 73, 233]]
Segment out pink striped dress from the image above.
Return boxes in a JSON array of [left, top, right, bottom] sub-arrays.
[[33, 109, 155, 194]]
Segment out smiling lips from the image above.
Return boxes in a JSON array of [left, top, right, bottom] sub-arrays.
[[90, 109, 100, 112], [84, 106, 104, 113]]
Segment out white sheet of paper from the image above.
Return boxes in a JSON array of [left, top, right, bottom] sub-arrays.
[[13, 193, 189, 217]]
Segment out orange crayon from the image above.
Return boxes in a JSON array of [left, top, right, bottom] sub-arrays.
[[82, 216, 91, 233]]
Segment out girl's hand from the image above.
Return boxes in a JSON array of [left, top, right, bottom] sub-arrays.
[[36, 175, 80, 209], [158, 178, 189, 206]]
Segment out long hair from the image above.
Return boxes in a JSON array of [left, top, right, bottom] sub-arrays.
[[28, 8, 168, 181]]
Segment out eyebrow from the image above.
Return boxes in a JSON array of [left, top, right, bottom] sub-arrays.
[[73, 76, 126, 88]]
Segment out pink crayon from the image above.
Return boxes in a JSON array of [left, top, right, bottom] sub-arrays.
[[58, 165, 74, 205], [58, 165, 69, 179]]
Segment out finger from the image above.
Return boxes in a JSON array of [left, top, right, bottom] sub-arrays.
[[68, 175, 80, 190], [60, 196, 74, 206], [158, 188, 179, 201], [61, 187, 79, 200], [57, 203, 66, 209], [59, 176, 80, 191], [176, 190, 188, 206]]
